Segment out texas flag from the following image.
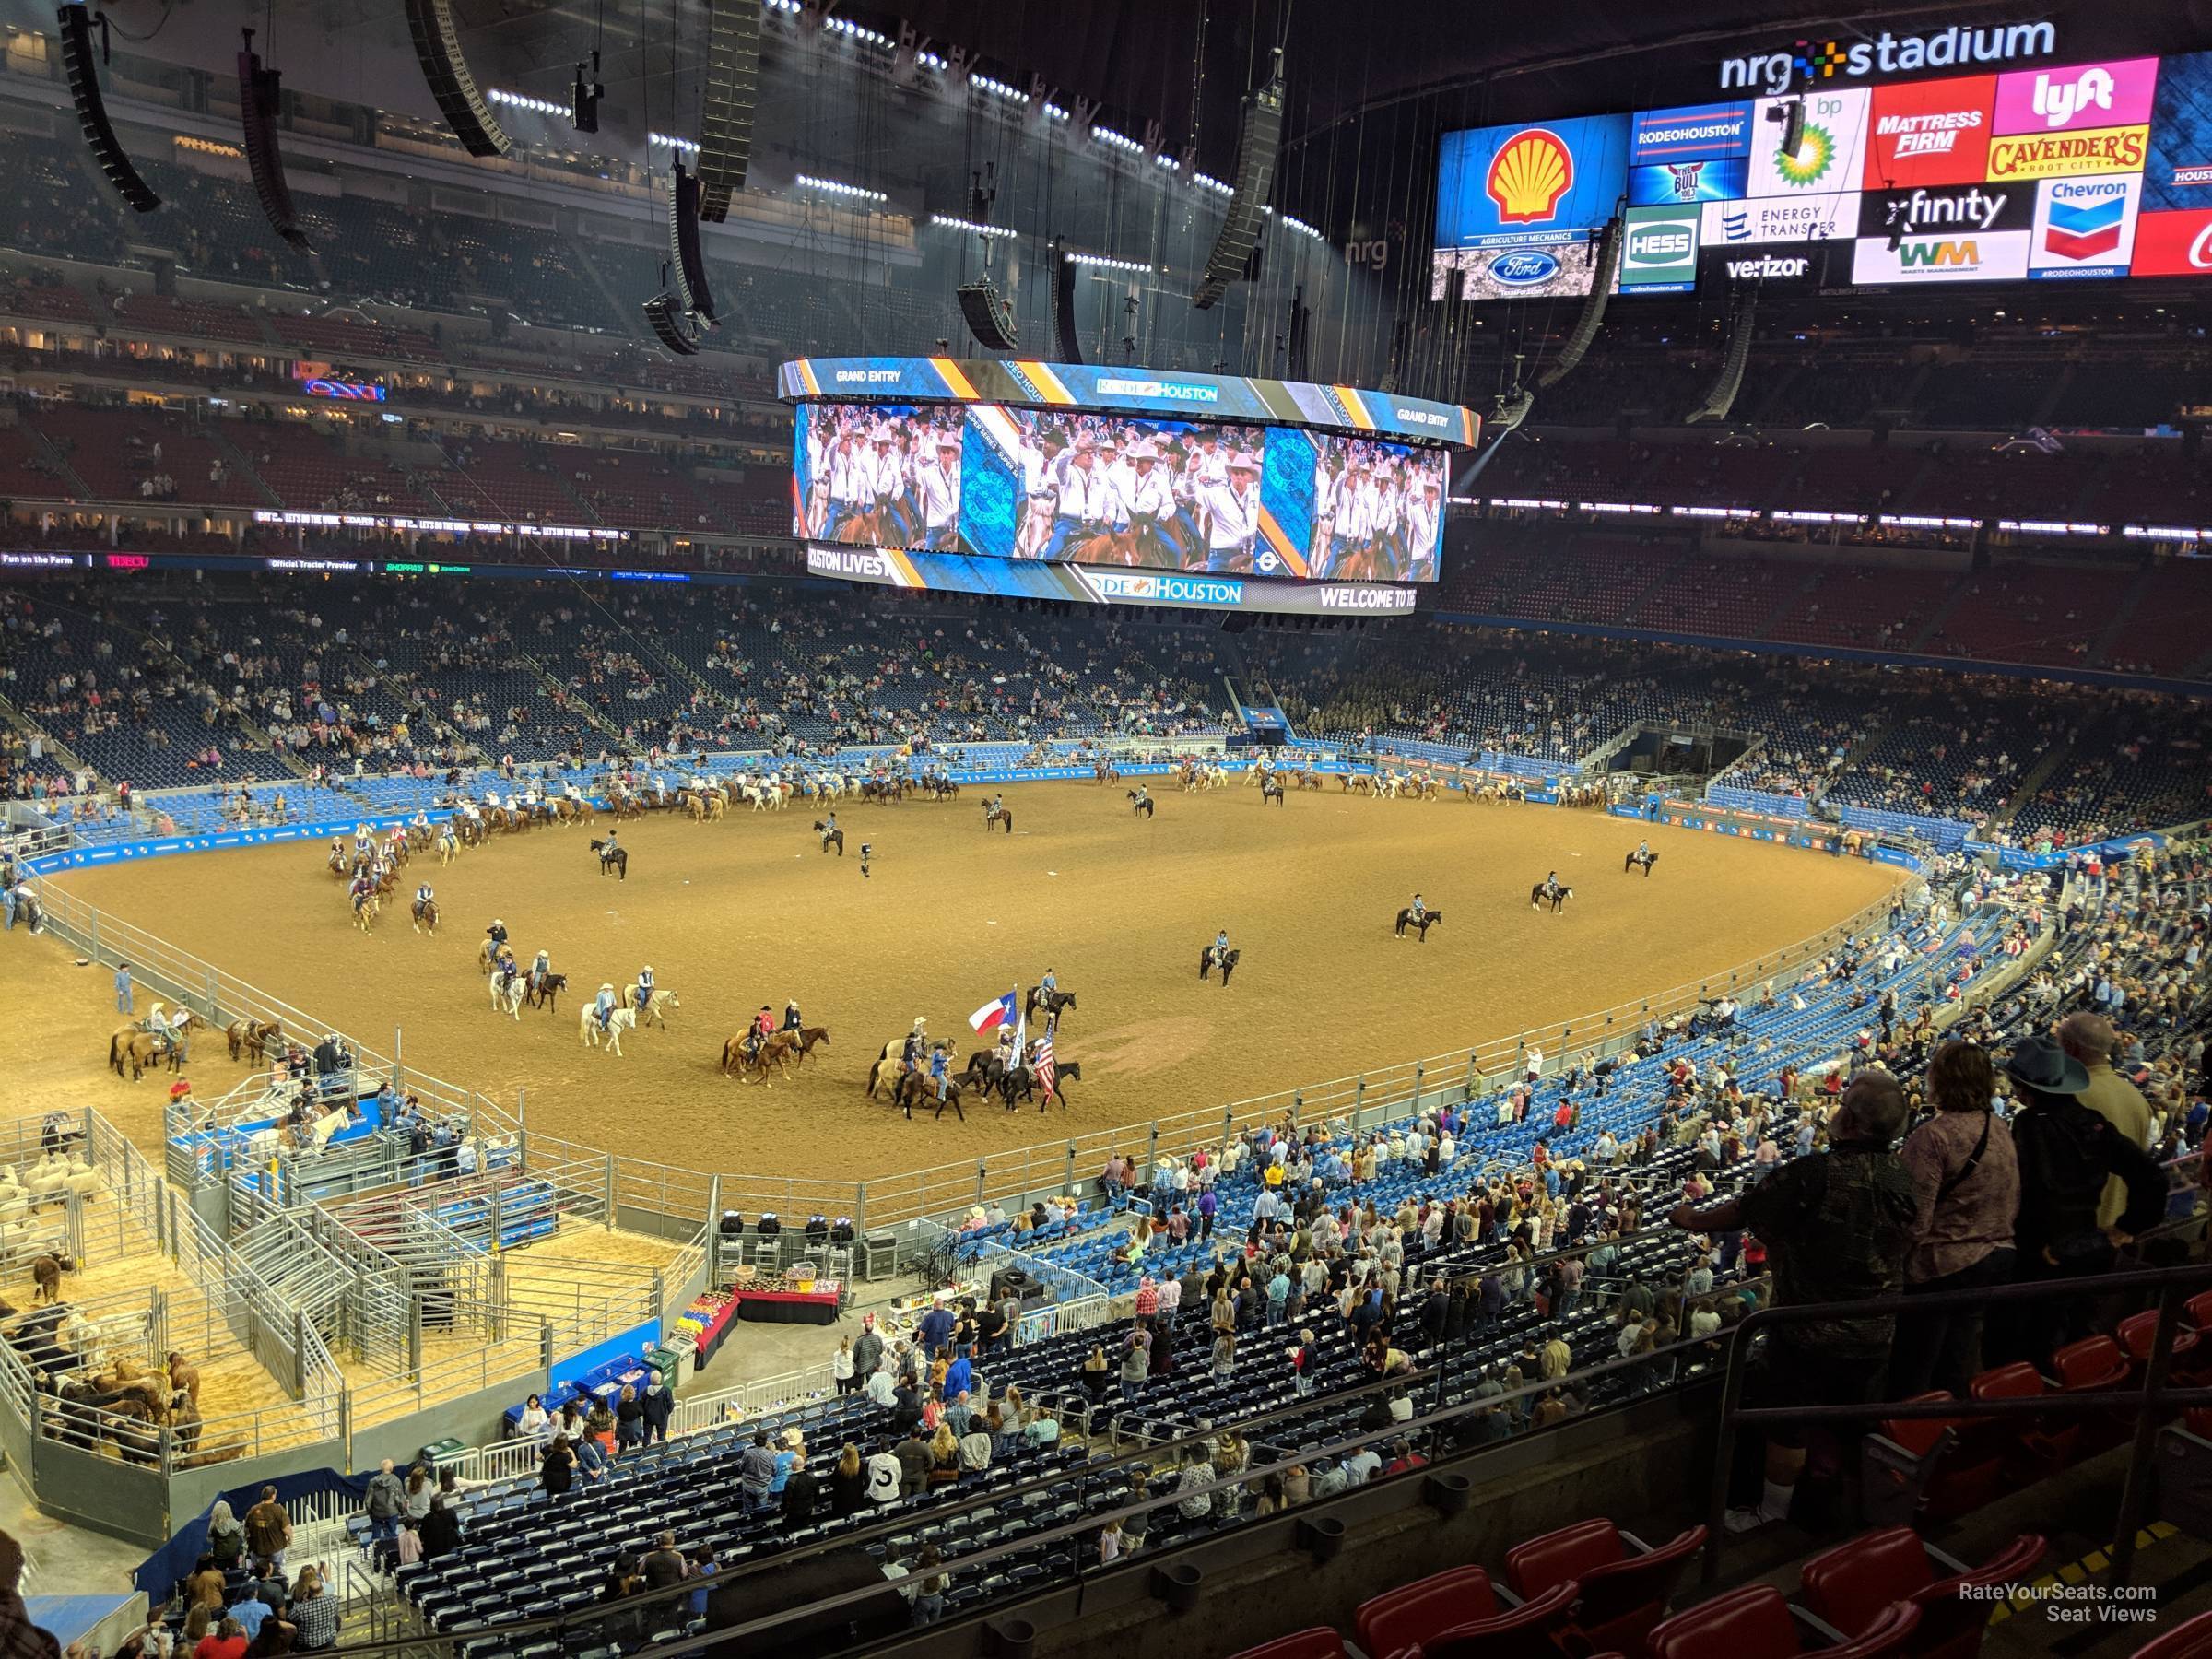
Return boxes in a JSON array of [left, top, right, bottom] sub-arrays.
[[968, 988, 1018, 1032]]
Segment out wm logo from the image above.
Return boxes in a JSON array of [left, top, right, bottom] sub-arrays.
[[1900, 239, 1979, 267]]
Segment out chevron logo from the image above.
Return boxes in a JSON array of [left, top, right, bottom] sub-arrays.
[[2043, 186, 2126, 260]]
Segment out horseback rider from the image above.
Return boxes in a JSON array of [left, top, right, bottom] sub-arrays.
[[782, 999, 803, 1034], [1041, 967, 1057, 999], [1410, 892, 1426, 923], [601, 829, 618, 859], [823, 811, 837, 837], [635, 965, 654, 1014], [415, 879, 434, 909], [1635, 839, 1652, 865], [1133, 783, 1150, 809], [744, 1005, 774, 1061], [529, 948, 552, 994], [929, 1041, 951, 1103], [1545, 871, 1561, 900], [901, 1018, 928, 1076], [594, 983, 618, 1031], [1212, 928, 1230, 969], [487, 917, 510, 951]]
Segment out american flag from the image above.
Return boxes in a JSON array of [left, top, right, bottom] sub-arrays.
[[1032, 1032, 1056, 1100]]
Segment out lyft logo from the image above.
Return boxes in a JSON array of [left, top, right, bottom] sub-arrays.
[[2029, 66, 2114, 129]]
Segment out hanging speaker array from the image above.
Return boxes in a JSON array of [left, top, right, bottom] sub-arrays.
[[1194, 48, 1285, 311], [402, 0, 513, 159], [695, 0, 761, 222], [1051, 241, 1083, 365], [237, 30, 312, 252], [57, 4, 158, 213]]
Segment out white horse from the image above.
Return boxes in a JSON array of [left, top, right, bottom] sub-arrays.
[[580, 1006, 639, 1054], [1205, 763, 1229, 790], [742, 780, 785, 812], [818, 773, 846, 802], [489, 972, 525, 1019], [438, 826, 460, 865], [624, 985, 681, 1029]]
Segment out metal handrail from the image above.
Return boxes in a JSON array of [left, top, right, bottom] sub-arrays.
[[1702, 1254, 2212, 1589]]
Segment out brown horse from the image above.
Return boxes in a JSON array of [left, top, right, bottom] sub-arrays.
[[225, 1018, 280, 1064], [794, 1026, 832, 1065], [723, 1030, 797, 1082], [109, 1013, 198, 1080], [983, 805, 1014, 834]]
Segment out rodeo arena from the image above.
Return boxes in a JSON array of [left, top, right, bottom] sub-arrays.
[[4, 6, 2212, 1659]]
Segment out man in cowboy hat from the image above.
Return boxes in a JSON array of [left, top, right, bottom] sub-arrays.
[[1194, 451, 1262, 573], [1041, 435, 1113, 561], [917, 430, 962, 551], [594, 982, 618, 1033], [1122, 439, 1180, 566], [2004, 1034, 2164, 1359]]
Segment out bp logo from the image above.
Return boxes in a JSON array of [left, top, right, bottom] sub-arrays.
[[1775, 120, 1838, 187]]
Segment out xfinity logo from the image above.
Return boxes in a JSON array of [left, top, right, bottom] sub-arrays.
[[1885, 186, 2009, 234], [1721, 22, 2054, 96], [1316, 586, 1416, 611], [1095, 377, 1220, 403], [1726, 254, 1810, 279]]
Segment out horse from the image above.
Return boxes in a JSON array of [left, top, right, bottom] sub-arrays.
[[1625, 848, 1660, 877], [1024, 986, 1077, 1025], [1394, 907, 1444, 941], [1000, 1059, 1081, 1112], [1125, 791, 1155, 819], [524, 971, 568, 1013], [1260, 781, 1286, 806], [892, 1071, 967, 1122], [1340, 773, 1372, 794], [627, 985, 681, 1029], [225, 1018, 280, 1064], [1199, 946, 1240, 985], [1295, 771, 1324, 791], [1530, 882, 1572, 912], [109, 1015, 195, 1080], [983, 805, 1014, 834], [411, 897, 440, 935], [1092, 760, 1121, 784], [590, 839, 629, 879], [813, 821, 844, 855], [489, 971, 525, 1019], [794, 1026, 831, 1065], [353, 891, 381, 934], [580, 1006, 639, 1055]]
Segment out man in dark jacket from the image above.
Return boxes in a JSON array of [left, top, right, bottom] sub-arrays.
[[2003, 1035, 2167, 1360], [1668, 1068, 1919, 1535], [639, 1377, 674, 1446]]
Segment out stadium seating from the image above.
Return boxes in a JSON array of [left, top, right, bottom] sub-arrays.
[[1643, 1584, 1920, 1659], [1797, 1529, 2044, 1659]]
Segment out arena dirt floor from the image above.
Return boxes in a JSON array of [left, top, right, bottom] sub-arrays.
[[8, 784, 1901, 1186]]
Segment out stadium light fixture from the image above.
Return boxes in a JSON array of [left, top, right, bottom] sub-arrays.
[[930, 214, 1015, 238], [1066, 251, 1154, 274], [1279, 213, 1324, 241], [1092, 124, 1145, 155], [1042, 102, 1070, 123], [488, 87, 566, 117], [1192, 171, 1235, 198], [796, 172, 888, 204], [973, 75, 1030, 104], [650, 132, 701, 153]]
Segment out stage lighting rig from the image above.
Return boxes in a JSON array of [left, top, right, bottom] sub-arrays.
[[58, 3, 159, 213]]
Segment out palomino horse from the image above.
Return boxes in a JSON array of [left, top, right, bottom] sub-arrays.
[[438, 826, 462, 865], [354, 892, 381, 934], [580, 1006, 639, 1055], [1199, 946, 1240, 985], [1394, 907, 1444, 941], [625, 986, 681, 1029], [1625, 848, 1660, 877], [590, 839, 629, 879], [1125, 792, 1155, 819], [225, 1018, 280, 1064], [724, 1030, 798, 1082], [489, 972, 526, 1019], [983, 805, 1014, 834], [411, 898, 440, 935], [813, 821, 844, 855]]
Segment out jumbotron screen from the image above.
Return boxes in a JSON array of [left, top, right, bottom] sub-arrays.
[[1432, 44, 2212, 297], [780, 358, 1477, 586]]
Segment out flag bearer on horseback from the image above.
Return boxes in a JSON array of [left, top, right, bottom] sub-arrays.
[[634, 966, 654, 1014], [594, 983, 618, 1032]]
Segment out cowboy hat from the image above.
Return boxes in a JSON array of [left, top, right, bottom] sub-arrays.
[[2003, 1034, 2089, 1097]]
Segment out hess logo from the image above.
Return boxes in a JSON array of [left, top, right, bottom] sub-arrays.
[[2030, 66, 2115, 129], [1487, 129, 1575, 224], [1628, 226, 1693, 262]]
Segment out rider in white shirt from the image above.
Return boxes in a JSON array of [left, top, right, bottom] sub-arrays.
[[1193, 453, 1263, 573], [1122, 441, 1178, 563], [917, 433, 962, 551], [1041, 440, 1116, 561]]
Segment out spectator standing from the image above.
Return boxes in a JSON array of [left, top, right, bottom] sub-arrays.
[[1667, 1070, 1918, 1534], [359, 1465, 404, 1546], [1893, 1042, 2018, 1395], [242, 1488, 291, 1570], [2057, 1014, 2155, 1229]]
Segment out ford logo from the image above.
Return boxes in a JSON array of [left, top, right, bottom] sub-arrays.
[[1492, 252, 1559, 285]]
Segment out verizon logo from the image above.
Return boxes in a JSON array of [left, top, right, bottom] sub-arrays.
[[1726, 254, 1809, 279]]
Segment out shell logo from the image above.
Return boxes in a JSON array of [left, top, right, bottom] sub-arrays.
[[1486, 128, 1576, 224]]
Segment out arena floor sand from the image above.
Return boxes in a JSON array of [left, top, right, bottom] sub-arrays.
[[17, 786, 1900, 1186]]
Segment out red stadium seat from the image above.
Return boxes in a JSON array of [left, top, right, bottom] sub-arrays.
[[2050, 1335, 2137, 1453], [1503, 1519, 1706, 1653], [1800, 1527, 2044, 1659], [2132, 1610, 2212, 1659], [1355, 1570, 1575, 1659], [1863, 1394, 2006, 1525], [2185, 1289, 2212, 1333], [1226, 1630, 1349, 1659], [1644, 1584, 1919, 1659], [2118, 1309, 2206, 1382], [1968, 1361, 2076, 1475]]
